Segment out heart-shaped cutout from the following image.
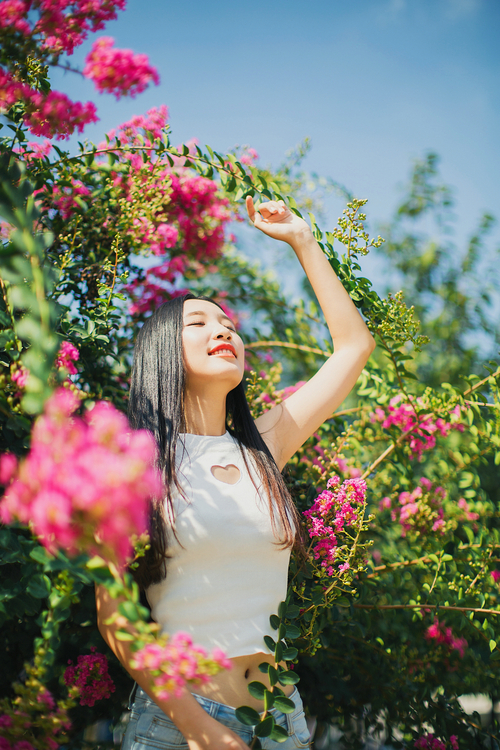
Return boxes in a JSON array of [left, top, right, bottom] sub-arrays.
[[210, 464, 241, 485]]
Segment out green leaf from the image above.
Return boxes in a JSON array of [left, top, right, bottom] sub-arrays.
[[254, 715, 275, 738], [235, 706, 260, 726], [264, 689, 274, 711], [29, 546, 52, 565], [269, 724, 289, 742], [286, 604, 300, 618], [274, 642, 283, 662], [285, 624, 301, 639], [26, 574, 51, 598], [282, 647, 298, 661], [278, 670, 300, 686], [247, 681, 266, 700], [115, 629, 135, 641], [273, 696, 296, 714], [463, 525, 475, 544], [118, 601, 140, 622], [269, 614, 280, 630], [489, 640, 497, 652], [335, 597, 350, 608], [264, 635, 276, 651]]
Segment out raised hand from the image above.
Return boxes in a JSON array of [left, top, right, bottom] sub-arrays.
[[245, 195, 311, 246]]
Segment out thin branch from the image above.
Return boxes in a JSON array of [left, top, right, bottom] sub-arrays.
[[245, 340, 331, 357], [464, 400, 498, 408], [353, 603, 500, 616], [463, 366, 500, 396]]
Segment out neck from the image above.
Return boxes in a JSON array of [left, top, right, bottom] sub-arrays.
[[183, 390, 227, 436]]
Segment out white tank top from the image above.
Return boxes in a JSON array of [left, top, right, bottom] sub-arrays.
[[146, 431, 291, 658]]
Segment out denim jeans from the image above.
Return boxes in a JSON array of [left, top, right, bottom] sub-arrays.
[[121, 684, 311, 749]]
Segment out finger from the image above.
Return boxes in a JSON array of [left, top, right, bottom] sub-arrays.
[[245, 195, 256, 222]]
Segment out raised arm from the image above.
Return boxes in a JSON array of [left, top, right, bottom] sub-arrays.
[[247, 196, 375, 470]]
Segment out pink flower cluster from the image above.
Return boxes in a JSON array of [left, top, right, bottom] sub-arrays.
[[11, 365, 29, 390], [371, 397, 463, 460], [1, 0, 159, 139], [303, 475, 367, 576], [0, 685, 71, 750], [381, 477, 447, 537], [239, 147, 259, 166], [0, 388, 162, 567], [0, 70, 98, 139], [425, 619, 467, 659], [0, 0, 126, 56], [51, 182, 91, 219], [0, 0, 32, 36], [415, 734, 458, 749], [0, 741, 35, 750], [83, 36, 160, 98], [13, 139, 53, 163], [64, 648, 115, 707], [456, 497, 479, 522], [99, 105, 169, 148], [491, 570, 500, 584], [55, 341, 80, 375], [132, 632, 232, 700]]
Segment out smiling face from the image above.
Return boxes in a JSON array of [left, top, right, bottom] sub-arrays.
[[182, 298, 245, 394]]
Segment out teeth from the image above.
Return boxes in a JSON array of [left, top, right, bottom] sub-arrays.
[[210, 349, 235, 355]]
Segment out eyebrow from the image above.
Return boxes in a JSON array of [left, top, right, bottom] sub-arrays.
[[185, 310, 235, 325]]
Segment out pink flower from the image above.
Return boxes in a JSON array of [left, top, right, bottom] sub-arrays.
[[13, 742, 35, 750], [450, 736, 459, 749], [491, 570, 500, 583], [425, 618, 467, 661], [0, 714, 13, 728], [55, 341, 80, 375], [133, 636, 230, 699], [371, 395, 463, 461], [0, 389, 162, 567], [303, 475, 366, 578], [37, 689, 55, 710], [23, 89, 98, 140], [414, 736, 447, 750], [0, 454, 18, 485], [64, 648, 115, 707], [84, 36, 160, 99], [0, 0, 31, 35]]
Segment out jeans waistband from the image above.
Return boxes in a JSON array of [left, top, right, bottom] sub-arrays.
[[132, 683, 302, 721]]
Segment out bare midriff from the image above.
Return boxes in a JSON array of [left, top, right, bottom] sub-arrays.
[[189, 652, 294, 710]]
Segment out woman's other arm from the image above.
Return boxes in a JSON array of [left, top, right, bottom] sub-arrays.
[[95, 585, 250, 750], [247, 197, 375, 470]]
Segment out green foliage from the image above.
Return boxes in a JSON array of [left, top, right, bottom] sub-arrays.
[[1, 93, 500, 749]]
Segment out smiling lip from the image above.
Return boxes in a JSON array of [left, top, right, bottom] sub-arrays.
[[208, 343, 237, 357]]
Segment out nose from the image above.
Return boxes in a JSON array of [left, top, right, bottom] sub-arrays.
[[214, 328, 232, 340]]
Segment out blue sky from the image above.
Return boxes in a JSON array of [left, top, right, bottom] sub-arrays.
[[51, 0, 500, 283]]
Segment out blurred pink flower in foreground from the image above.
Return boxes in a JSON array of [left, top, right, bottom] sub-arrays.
[[55, 341, 80, 375], [84, 36, 160, 98], [132, 632, 232, 700], [0, 389, 162, 567]]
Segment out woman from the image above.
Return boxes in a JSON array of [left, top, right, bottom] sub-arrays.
[[96, 196, 375, 749]]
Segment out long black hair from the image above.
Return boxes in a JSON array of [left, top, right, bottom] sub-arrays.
[[128, 293, 302, 589]]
